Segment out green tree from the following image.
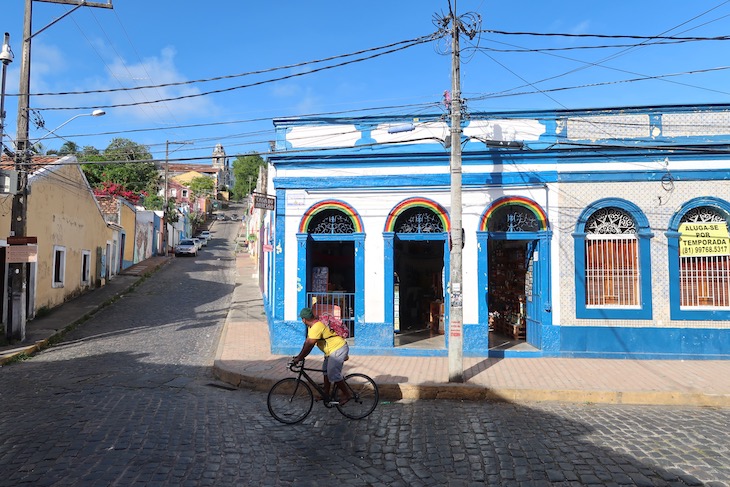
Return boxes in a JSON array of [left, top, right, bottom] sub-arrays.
[[140, 195, 178, 222], [80, 138, 159, 195], [187, 176, 215, 199], [231, 153, 265, 200], [103, 137, 152, 162], [79, 146, 103, 161], [58, 141, 80, 156], [47, 141, 80, 157], [189, 211, 205, 232], [141, 194, 164, 210], [165, 199, 179, 224]]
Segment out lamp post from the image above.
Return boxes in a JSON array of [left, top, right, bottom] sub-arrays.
[[34, 109, 105, 145]]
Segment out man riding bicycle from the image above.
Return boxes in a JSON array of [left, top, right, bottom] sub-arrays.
[[292, 307, 351, 405]]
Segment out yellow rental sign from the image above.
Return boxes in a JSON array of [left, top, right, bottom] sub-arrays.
[[679, 222, 730, 257]]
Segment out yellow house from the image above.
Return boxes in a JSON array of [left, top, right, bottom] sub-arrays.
[[0, 156, 112, 323], [171, 170, 205, 186]]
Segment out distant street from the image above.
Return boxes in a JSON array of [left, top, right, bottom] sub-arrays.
[[0, 206, 728, 486]]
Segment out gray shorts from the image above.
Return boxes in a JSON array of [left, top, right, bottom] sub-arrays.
[[323, 344, 349, 382]]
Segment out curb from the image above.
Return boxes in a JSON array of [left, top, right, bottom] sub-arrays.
[[211, 364, 730, 408], [0, 341, 48, 366]]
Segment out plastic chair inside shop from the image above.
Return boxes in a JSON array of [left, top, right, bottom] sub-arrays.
[[312, 303, 341, 319]]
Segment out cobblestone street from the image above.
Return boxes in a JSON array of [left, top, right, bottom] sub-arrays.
[[0, 220, 728, 486]]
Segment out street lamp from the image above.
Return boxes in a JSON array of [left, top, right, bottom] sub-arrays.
[[0, 33, 13, 158]]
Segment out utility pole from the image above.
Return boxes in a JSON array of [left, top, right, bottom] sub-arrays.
[[164, 142, 170, 256], [8, 0, 35, 341], [164, 140, 192, 255], [8, 0, 112, 341], [448, 3, 464, 382]]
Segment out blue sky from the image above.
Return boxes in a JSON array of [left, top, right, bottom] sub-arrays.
[[3, 1, 730, 163]]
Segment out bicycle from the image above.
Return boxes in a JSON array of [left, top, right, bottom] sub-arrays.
[[267, 358, 379, 424]]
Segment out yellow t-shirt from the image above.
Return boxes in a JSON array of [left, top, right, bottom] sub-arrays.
[[308, 320, 346, 356]]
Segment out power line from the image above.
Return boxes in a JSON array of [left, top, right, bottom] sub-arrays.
[[17, 33, 443, 99], [467, 2, 730, 111], [466, 65, 730, 103], [34, 36, 439, 111], [482, 30, 730, 41], [470, 37, 730, 53]]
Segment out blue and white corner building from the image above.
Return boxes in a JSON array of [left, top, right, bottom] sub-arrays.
[[255, 102, 730, 360]]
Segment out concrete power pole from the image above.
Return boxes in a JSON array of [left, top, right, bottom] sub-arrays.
[[8, 0, 112, 342], [8, 0, 34, 341], [448, 3, 464, 383], [163, 140, 193, 255], [164, 141, 171, 256]]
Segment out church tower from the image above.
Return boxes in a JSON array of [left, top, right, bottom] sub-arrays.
[[212, 144, 229, 188]]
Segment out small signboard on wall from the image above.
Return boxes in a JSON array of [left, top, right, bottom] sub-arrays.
[[6, 244, 38, 263], [253, 192, 276, 211], [679, 222, 730, 257]]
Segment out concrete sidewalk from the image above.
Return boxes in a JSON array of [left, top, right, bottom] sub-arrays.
[[214, 255, 730, 407]]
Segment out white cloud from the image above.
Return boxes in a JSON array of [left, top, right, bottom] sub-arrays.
[[294, 88, 322, 115], [102, 46, 219, 123], [271, 82, 302, 98], [570, 21, 591, 35]]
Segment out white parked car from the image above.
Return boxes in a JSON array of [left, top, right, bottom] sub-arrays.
[[199, 230, 212, 241], [191, 237, 204, 250], [174, 239, 198, 257]]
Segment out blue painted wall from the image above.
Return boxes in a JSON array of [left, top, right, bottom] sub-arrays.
[[264, 103, 730, 360]]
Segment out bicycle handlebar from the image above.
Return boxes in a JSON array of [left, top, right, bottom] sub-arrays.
[[287, 358, 304, 371]]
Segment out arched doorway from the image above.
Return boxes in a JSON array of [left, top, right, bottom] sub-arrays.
[[383, 198, 450, 347], [478, 196, 551, 350], [297, 200, 365, 338]]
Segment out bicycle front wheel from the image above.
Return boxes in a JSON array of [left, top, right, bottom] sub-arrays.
[[267, 378, 313, 424], [335, 373, 379, 419]]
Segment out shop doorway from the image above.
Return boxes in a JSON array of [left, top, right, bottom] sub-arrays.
[[394, 238, 444, 344], [306, 240, 356, 336], [488, 239, 536, 345]]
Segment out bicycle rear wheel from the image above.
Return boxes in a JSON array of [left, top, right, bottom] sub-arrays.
[[335, 373, 379, 419], [267, 378, 313, 424]]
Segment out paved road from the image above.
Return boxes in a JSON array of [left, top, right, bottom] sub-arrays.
[[1, 215, 729, 486]]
